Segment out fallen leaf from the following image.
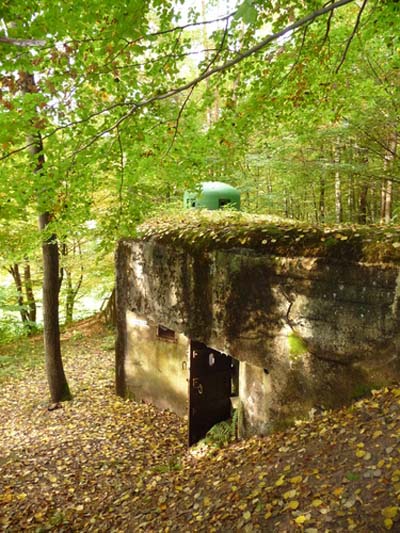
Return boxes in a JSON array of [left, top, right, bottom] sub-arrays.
[[287, 500, 299, 510], [384, 518, 393, 530], [294, 514, 309, 525], [312, 499, 323, 507], [382, 507, 398, 519]]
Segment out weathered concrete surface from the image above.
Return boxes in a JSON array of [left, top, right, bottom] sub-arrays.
[[125, 311, 189, 416], [116, 238, 400, 436]]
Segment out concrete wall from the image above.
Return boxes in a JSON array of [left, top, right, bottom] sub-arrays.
[[116, 238, 400, 436], [125, 311, 189, 416]]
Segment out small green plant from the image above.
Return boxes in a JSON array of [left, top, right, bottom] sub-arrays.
[[204, 420, 232, 448], [100, 335, 115, 352], [345, 471, 360, 482], [202, 417, 237, 449], [0, 337, 43, 382], [352, 383, 380, 400], [70, 330, 84, 341], [287, 332, 308, 359], [152, 457, 182, 473], [0, 316, 28, 345], [48, 511, 67, 527]]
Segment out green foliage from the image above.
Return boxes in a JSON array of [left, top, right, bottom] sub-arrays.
[[151, 456, 182, 473], [352, 383, 381, 400], [100, 335, 116, 352], [235, 0, 258, 25], [0, 316, 27, 346], [202, 418, 237, 449], [0, 334, 43, 381], [1, 0, 400, 336], [0, 285, 38, 339], [287, 332, 308, 359]]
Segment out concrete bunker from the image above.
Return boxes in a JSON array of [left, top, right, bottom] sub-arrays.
[[115, 214, 400, 444], [124, 309, 240, 445]]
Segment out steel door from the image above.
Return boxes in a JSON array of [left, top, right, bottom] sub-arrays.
[[188, 341, 232, 446]]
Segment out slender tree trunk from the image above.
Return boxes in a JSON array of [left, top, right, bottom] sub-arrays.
[[22, 72, 71, 402], [284, 189, 289, 218], [333, 142, 343, 223], [8, 263, 29, 324], [335, 173, 342, 223], [380, 176, 392, 223], [370, 181, 378, 223], [65, 271, 74, 324], [382, 179, 393, 223], [62, 242, 83, 325], [254, 169, 259, 210], [8, 261, 36, 331], [312, 184, 319, 223], [24, 258, 36, 324], [358, 184, 368, 224], [319, 176, 325, 223], [354, 144, 369, 224], [348, 174, 355, 223], [381, 130, 397, 224]]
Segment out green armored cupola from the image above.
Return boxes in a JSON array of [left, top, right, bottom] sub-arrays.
[[183, 181, 241, 210]]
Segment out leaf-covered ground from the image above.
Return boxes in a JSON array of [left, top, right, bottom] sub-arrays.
[[1, 318, 399, 532], [0, 318, 186, 532]]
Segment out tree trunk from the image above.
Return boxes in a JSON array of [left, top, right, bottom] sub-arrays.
[[381, 179, 393, 223], [381, 130, 397, 224], [380, 175, 392, 223], [284, 189, 289, 218], [348, 174, 355, 223], [22, 71, 71, 402], [65, 270, 74, 324], [311, 184, 319, 223], [358, 184, 368, 224], [61, 242, 83, 325], [319, 176, 325, 223], [8, 263, 29, 324], [370, 181, 379, 223], [39, 212, 72, 402], [354, 144, 369, 224], [24, 258, 36, 324], [333, 142, 343, 223]]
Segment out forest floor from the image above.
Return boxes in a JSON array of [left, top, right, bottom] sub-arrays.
[[0, 318, 399, 532]]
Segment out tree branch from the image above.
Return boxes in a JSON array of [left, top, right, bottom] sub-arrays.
[[164, 17, 230, 157], [321, 1, 335, 49], [136, 0, 356, 108], [335, 0, 369, 74], [69, 0, 357, 157], [0, 36, 47, 47], [1, 0, 356, 161], [0, 12, 236, 51]]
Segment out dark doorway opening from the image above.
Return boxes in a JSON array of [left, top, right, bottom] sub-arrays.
[[188, 340, 235, 446]]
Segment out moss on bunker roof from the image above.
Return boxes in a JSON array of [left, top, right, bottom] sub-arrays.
[[136, 210, 400, 264]]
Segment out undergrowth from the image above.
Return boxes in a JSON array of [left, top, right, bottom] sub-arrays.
[[0, 336, 43, 382]]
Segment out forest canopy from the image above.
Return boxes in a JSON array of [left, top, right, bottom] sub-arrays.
[[0, 0, 399, 397]]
